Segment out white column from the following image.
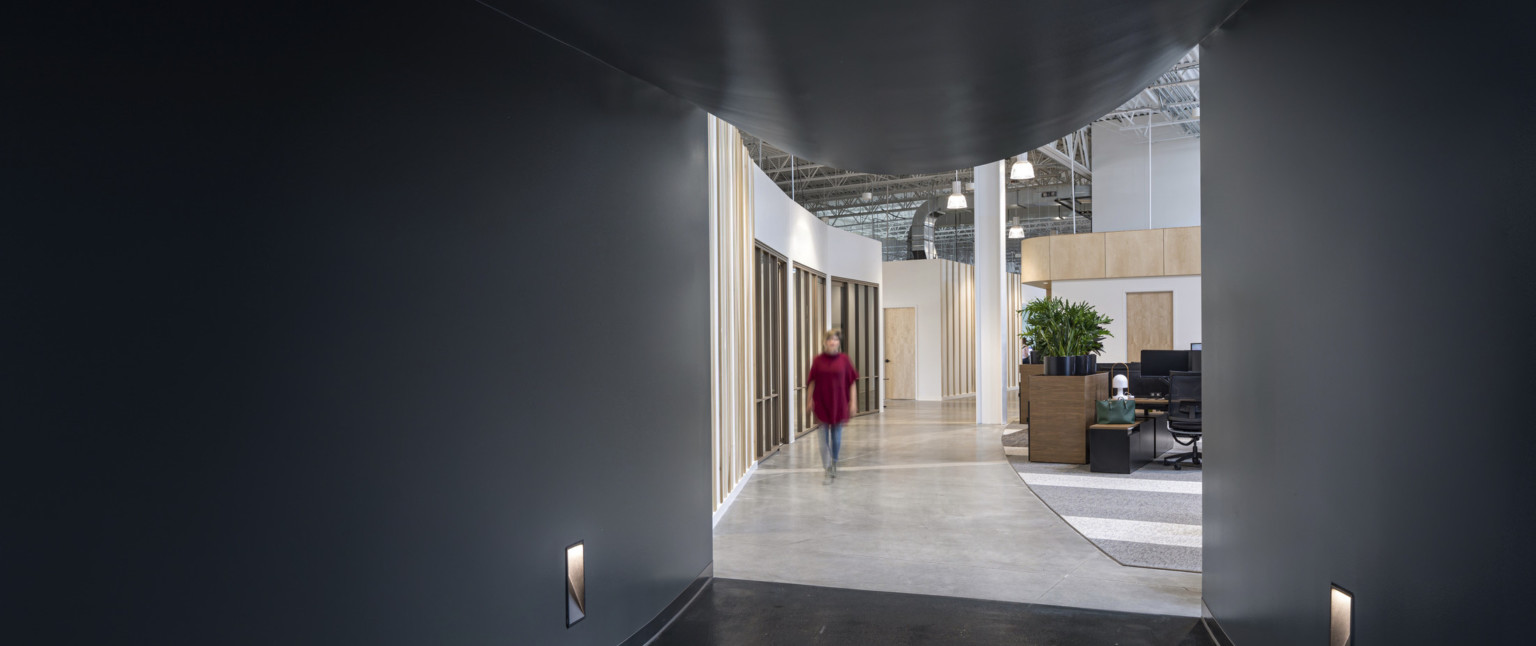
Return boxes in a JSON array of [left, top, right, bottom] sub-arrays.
[[974, 160, 1007, 425]]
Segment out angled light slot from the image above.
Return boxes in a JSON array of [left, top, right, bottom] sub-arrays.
[[1330, 583, 1353, 646], [567, 542, 586, 627]]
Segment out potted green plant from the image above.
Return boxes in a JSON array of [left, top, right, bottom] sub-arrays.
[[1081, 304, 1113, 374], [1022, 296, 1074, 375]]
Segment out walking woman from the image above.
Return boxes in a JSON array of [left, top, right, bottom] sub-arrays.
[[806, 328, 858, 484]]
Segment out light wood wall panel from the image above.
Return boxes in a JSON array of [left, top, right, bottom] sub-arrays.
[[708, 117, 755, 512], [1022, 227, 1201, 286], [1105, 229, 1165, 278], [1007, 275, 1024, 390], [1050, 232, 1107, 280], [940, 260, 976, 398], [1126, 291, 1174, 363], [884, 307, 916, 400], [1019, 237, 1051, 283], [1163, 226, 1202, 275]]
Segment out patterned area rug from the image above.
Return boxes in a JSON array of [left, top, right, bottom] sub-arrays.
[[1002, 430, 1202, 572]]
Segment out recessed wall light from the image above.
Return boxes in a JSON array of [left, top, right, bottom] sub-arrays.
[[567, 542, 586, 627], [1330, 583, 1353, 646]]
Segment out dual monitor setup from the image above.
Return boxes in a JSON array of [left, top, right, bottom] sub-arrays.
[[1137, 343, 1202, 397]]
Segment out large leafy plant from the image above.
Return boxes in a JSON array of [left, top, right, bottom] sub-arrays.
[[1019, 297, 1113, 357]]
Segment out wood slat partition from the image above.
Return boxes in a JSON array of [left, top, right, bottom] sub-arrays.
[[939, 260, 976, 398], [708, 117, 755, 512], [830, 277, 881, 416], [794, 264, 826, 436], [1007, 274, 1024, 390], [754, 245, 788, 458]]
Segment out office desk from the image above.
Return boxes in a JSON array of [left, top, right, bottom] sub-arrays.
[[1138, 410, 1175, 456]]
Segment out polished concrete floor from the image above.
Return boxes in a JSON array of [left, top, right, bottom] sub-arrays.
[[653, 578, 1214, 646], [713, 398, 1204, 617]]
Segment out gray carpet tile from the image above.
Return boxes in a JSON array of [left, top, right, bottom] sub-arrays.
[[1005, 446, 1204, 572], [1028, 485, 1202, 526], [1010, 455, 1202, 482], [1094, 539, 1202, 573]]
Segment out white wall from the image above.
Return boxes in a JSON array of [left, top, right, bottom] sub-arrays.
[[1091, 124, 1201, 232], [1049, 275, 1201, 363], [752, 164, 883, 430], [880, 260, 944, 401], [753, 165, 881, 284]]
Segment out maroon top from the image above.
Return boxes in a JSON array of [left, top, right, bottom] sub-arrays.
[[807, 352, 859, 425]]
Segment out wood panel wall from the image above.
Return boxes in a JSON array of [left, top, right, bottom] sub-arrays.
[[1007, 274, 1024, 390], [1018, 226, 1202, 287], [940, 259, 976, 398], [708, 117, 755, 512]]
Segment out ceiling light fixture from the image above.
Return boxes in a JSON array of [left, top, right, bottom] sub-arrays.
[[1011, 154, 1035, 180], [1008, 217, 1025, 239], [947, 171, 967, 210]]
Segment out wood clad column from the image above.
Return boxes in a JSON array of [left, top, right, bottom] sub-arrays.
[[707, 116, 754, 513], [975, 161, 1006, 424]]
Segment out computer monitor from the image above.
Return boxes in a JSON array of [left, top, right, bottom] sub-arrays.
[[1140, 349, 1190, 377], [1190, 342, 1202, 351]]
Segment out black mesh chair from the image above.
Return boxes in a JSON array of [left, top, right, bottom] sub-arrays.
[[1163, 374, 1203, 470]]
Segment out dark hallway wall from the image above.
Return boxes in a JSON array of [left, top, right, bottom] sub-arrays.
[[3, 2, 709, 644], [1201, 1, 1535, 643]]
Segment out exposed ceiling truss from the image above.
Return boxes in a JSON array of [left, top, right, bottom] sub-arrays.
[[743, 50, 1197, 262], [1095, 48, 1201, 140], [741, 136, 1088, 223]]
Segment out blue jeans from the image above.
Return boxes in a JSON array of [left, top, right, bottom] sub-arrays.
[[819, 423, 843, 470]]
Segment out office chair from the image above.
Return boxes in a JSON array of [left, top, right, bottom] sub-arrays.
[[1163, 374, 1203, 470]]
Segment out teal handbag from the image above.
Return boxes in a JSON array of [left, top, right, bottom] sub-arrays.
[[1096, 398, 1136, 425]]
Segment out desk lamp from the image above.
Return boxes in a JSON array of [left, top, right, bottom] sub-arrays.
[[1112, 374, 1131, 400]]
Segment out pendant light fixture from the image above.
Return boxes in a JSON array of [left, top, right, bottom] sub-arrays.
[[946, 170, 967, 210], [1010, 153, 1035, 180], [1008, 192, 1025, 238]]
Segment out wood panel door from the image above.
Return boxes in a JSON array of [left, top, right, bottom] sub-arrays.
[[884, 307, 916, 400], [794, 267, 826, 436], [1126, 291, 1173, 363], [755, 246, 788, 457]]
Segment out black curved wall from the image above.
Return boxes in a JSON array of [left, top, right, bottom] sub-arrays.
[[1202, 0, 1535, 643], [3, 2, 710, 644]]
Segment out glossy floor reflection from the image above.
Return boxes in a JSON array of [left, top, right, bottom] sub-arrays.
[[712, 398, 1203, 617]]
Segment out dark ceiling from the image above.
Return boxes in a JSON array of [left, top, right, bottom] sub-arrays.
[[481, 0, 1242, 174]]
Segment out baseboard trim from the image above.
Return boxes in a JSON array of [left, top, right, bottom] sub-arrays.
[[712, 460, 759, 528], [1201, 599, 1235, 646], [620, 562, 713, 646]]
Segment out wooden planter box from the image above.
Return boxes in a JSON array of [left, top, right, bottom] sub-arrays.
[[1028, 372, 1109, 464], [1018, 363, 1045, 424]]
